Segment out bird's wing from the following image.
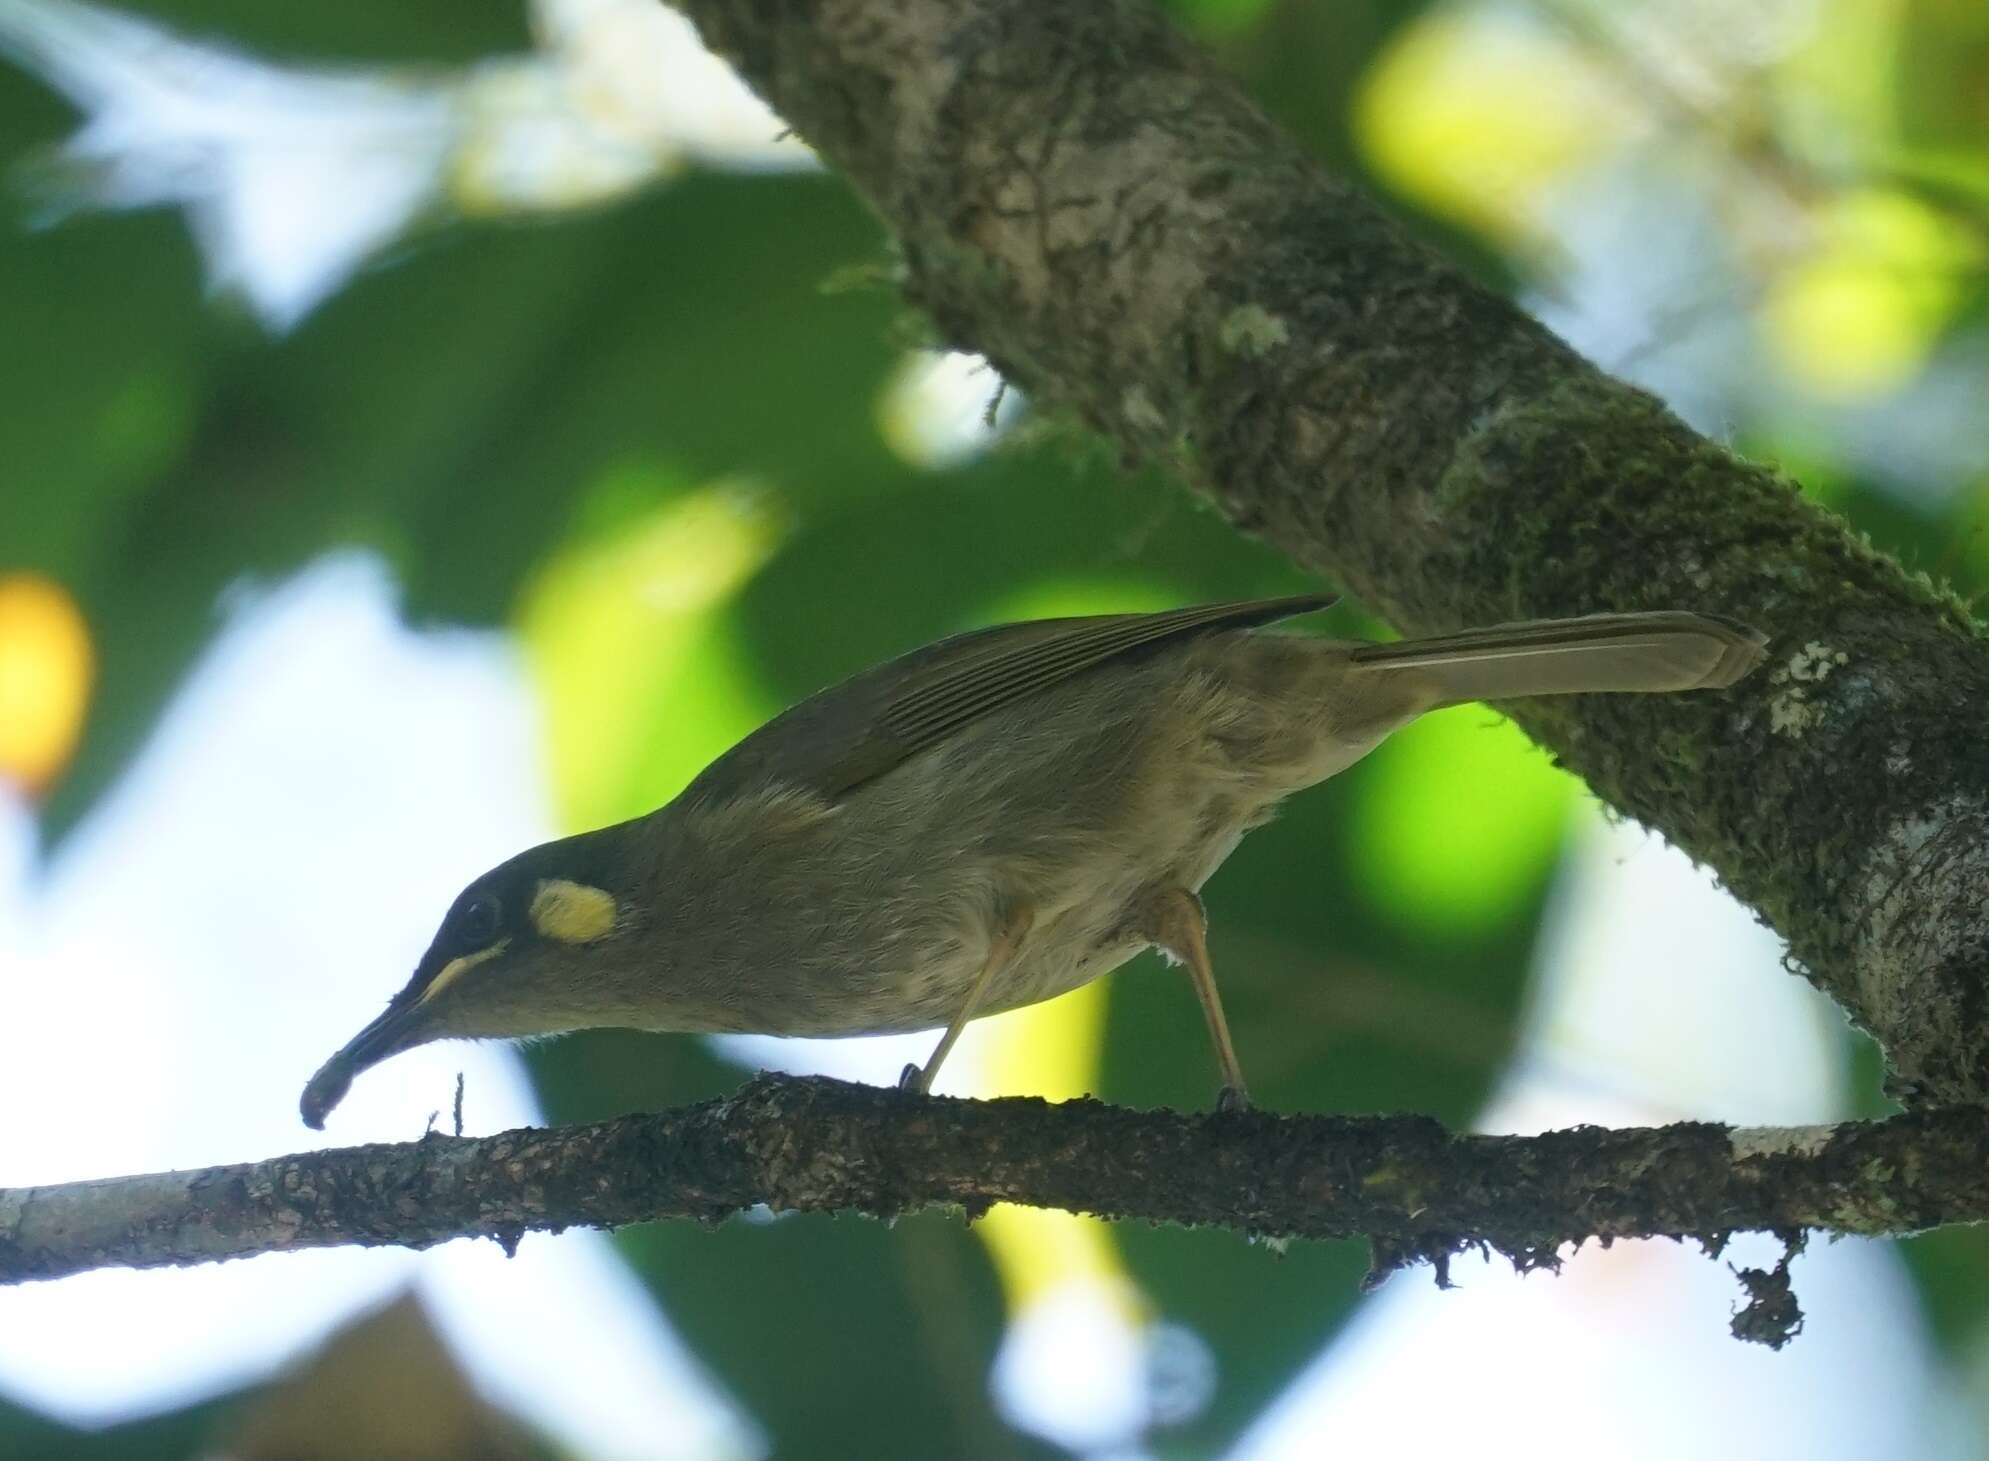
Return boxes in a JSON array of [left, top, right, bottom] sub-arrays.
[[681, 593, 1338, 804]]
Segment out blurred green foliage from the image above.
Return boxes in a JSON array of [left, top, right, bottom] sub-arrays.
[[114, 0, 529, 61], [4, 0, 1989, 1454], [0, 1393, 234, 1460]]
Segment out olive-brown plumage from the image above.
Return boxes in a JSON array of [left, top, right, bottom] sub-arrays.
[[300, 596, 1767, 1126]]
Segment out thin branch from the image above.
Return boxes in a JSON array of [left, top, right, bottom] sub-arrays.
[[4, 1075, 1985, 1301]]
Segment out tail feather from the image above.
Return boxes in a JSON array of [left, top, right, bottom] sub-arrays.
[[1349, 611, 1767, 707]]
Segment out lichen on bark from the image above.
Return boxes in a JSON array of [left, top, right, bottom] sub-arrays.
[[9, 1077, 1989, 1302]]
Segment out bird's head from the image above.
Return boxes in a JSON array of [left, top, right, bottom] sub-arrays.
[[299, 824, 640, 1129]]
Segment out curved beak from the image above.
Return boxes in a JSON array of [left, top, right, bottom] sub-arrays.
[[299, 997, 428, 1129]]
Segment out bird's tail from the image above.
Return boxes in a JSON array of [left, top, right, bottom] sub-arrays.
[[1348, 611, 1767, 708]]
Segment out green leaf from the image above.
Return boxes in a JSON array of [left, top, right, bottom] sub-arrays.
[[518, 477, 784, 830], [1347, 706, 1578, 936], [0, 1390, 240, 1460], [1165, 0, 1279, 39], [107, 0, 528, 64]]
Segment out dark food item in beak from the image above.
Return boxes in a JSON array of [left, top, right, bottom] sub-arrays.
[[299, 1056, 355, 1130], [299, 1001, 418, 1129]]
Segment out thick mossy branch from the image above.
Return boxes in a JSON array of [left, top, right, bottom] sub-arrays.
[[670, 0, 1989, 1101], [3, 1076, 1987, 1287]]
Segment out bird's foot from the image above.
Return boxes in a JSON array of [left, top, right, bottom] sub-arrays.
[[1216, 1084, 1251, 1114]]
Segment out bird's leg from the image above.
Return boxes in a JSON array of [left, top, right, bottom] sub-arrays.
[[1139, 886, 1250, 1112], [899, 902, 1034, 1095]]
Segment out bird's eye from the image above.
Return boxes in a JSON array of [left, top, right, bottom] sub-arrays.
[[455, 893, 501, 949]]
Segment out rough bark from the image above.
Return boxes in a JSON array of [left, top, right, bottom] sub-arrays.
[[665, 0, 1989, 1103], [5, 1074, 1984, 1345]]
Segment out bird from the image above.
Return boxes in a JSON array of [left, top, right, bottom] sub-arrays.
[[299, 595, 1767, 1127]]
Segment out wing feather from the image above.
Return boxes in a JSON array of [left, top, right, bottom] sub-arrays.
[[680, 593, 1336, 804]]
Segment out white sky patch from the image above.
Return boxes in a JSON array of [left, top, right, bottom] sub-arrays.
[[1234, 1229, 1965, 1461], [878, 350, 1021, 469], [992, 1283, 1147, 1450], [0, 556, 750, 1461], [0, 0, 812, 330], [1516, 816, 1848, 1127]]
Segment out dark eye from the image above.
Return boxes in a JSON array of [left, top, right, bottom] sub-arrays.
[[455, 893, 501, 949]]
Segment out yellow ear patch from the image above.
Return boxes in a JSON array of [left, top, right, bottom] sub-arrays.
[[530, 879, 619, 944], [419, 939, 509, 1006]]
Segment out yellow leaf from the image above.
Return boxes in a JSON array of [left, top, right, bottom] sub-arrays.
[[0, 573, 94, 798], [515, 472, 782, 831], [1356, 9, 1641, 243], [1762, 188, 1979, 397]]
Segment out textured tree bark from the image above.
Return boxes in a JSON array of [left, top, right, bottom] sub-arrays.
[[666, 0, 1989, 1103], [5, 1074, 1985, 1349]]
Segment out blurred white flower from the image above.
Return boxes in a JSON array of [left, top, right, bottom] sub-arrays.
[[0, 0, 812, 329]]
